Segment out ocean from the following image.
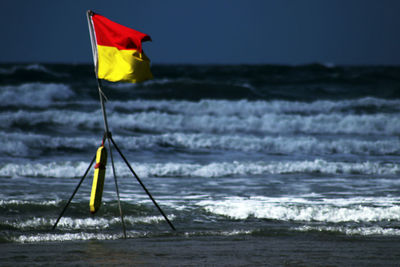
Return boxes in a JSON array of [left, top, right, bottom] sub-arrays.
[[1, 63, 400, 265]]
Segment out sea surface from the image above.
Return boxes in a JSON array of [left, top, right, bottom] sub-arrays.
[[1, 63, 400, 264]]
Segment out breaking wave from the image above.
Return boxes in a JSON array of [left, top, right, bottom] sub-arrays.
[[1, 131, 399, 157], [1, 159, 399, 178], [109, 98, 400, 115], [2, 107, 399, 135], [197, 196, 400, 222]]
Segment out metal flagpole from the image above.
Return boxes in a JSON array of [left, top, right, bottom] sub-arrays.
[[96, 79, 127, 238], [88, 10, 127, 238]]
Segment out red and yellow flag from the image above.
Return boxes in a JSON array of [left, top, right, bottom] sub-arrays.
[[88, 11, 153, 83]]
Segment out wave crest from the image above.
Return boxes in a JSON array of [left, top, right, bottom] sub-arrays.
[[1, 159, 399, 178]]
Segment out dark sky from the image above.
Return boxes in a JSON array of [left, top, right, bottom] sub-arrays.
[[1, 0, 400, 65]]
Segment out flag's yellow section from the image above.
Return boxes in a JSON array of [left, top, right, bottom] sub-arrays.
[[97, 45, 153, 83]]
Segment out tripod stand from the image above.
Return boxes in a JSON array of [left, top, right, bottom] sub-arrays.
[[52, 80, 176, 238]]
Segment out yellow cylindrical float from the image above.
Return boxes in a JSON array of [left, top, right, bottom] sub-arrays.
[[89, 145, 107, 214]]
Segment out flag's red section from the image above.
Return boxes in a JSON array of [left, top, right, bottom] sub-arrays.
[[92, 13, 151, 52]]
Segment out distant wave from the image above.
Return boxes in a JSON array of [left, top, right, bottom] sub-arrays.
[[105, 77, 260, 100], [0, 64, 68, 77], [0, 64, 48, 75], [2, 106, 399, 135], [0, 132, 98, 157], [0, 83, 75, 107], [1, 131, 399, 157], [120, 133, 400, 156], [109, 98, 400, 115], [89, 111, 400, 136], [3, 92, 399, 114], [1, 64, 400, 101], [1, 159, 399, 178]]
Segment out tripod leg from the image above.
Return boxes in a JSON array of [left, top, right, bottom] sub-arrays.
[[109, 136, 176, 231], [105, 136, 127, 238], [52, 153, 96, 230]]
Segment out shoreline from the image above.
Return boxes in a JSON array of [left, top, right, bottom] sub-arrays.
[[2, 234, 400, 266]]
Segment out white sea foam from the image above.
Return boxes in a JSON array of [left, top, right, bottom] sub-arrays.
[[5, 215, 173, 230], [0, 83, 75, 107], [1, 159, 399, 178], [294, 225, 400, 236], [197, 196, 400, 222], [15, 232, 122, 243], [9, 229, 253, 243], [183, 229, 253, 238], [0, 199, 59, 207]]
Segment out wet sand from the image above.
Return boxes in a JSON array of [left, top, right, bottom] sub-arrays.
[[2, 233, 400, 266]]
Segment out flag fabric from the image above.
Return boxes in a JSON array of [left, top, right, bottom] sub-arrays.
[[87, 11, 153, 83]]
